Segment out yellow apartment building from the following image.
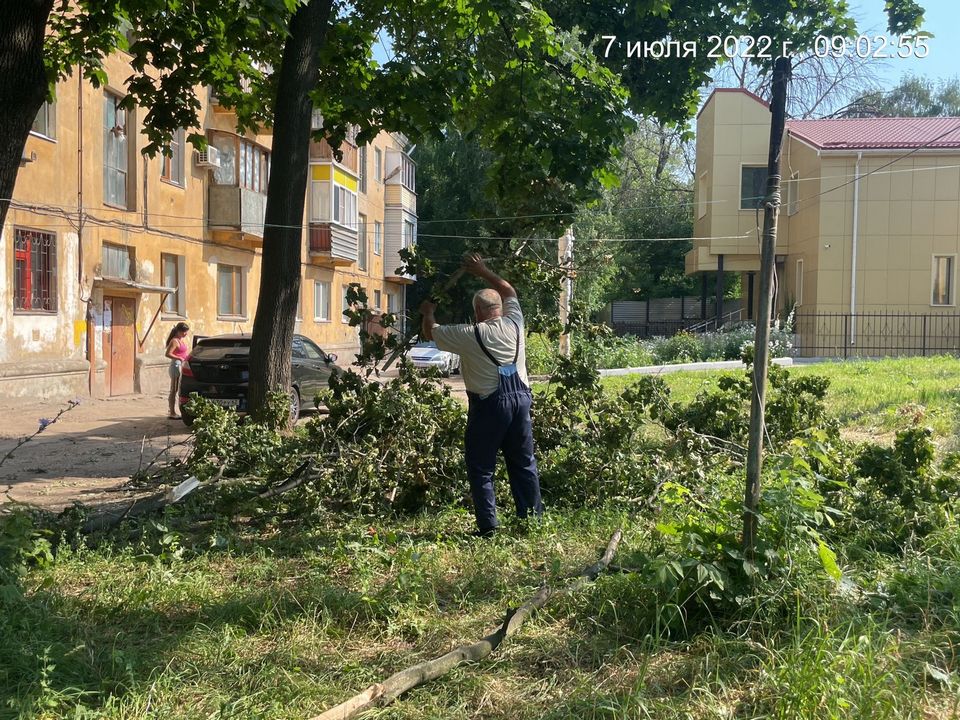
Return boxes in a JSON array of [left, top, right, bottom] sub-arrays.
[[688, 88, 960, 356], [1, 53, 415, 401]]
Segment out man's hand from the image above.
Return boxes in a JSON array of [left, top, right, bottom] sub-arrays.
[[462, 252, 488, 276]]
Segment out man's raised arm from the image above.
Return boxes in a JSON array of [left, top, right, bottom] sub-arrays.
[[462, 253, 517, 299]]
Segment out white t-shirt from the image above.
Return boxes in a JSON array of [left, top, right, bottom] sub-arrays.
[[432, 296, 529, 398]]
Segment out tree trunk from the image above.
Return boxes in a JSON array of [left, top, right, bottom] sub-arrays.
[[0, 0, 54, 234], [743, 55, 791, 558], [247, 0, 333, 417]]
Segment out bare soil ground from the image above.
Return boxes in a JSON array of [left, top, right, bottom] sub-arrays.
[[0, 375, 471, 512], [0, 393, 191, 511]]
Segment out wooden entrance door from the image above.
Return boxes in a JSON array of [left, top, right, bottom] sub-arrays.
[[104, 296, 136, 395]]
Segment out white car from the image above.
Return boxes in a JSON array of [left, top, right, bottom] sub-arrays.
[[408, 340, 461, 377]]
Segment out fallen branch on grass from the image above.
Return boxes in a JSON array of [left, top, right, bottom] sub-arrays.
[[309, 528, 623, 720], [258, 460, 312, 499]]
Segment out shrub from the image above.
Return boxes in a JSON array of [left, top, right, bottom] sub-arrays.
[[302, 364, 468, 514], [651, 331, 703, 364]]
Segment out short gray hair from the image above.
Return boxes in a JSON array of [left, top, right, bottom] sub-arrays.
[[473, 288, 502, 313]]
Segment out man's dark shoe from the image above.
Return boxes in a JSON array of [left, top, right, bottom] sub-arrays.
[[472, 526, 498, 538]]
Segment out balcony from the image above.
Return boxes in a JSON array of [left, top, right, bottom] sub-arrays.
[[208, 185, 266, 244], [310, 138, 358, 174], [308, 223, 356, 266]]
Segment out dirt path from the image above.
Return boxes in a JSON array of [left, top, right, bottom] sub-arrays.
[[0, 393, 191, 511], [0, 370, 472, 512]]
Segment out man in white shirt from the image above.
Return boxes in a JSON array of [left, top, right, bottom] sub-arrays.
[[419, 253, 543, 536]]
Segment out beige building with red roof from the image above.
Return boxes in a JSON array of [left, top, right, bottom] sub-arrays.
[[688, 88, 960, 356]]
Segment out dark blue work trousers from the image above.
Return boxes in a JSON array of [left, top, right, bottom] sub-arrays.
[[464, 378, 543, 532]]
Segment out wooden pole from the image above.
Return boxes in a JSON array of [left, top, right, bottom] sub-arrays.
[[558, 227, 573, 356], [743, 55, 791, 558]]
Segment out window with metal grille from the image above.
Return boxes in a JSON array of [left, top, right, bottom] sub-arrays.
[[14, 228, 57, 312]]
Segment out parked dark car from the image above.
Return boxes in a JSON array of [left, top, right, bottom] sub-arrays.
[[179, 333, 340, 426]]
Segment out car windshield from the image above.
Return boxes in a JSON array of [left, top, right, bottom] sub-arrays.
[[414, 341, 438, 349]]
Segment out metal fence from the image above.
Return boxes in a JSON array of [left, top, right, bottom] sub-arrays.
[[611, 320, 693, 338], [793, 312, 960, 358]]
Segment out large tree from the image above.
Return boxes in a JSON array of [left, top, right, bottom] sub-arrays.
[[841, 73, 960, 117]]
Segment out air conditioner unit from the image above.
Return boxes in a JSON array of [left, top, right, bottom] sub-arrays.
[[195, 147, 221, 168]]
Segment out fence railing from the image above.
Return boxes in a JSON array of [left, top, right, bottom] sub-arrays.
[[611, 320, 691, 338], [793, 312, 960, 358], [612, 308, 745, 338]]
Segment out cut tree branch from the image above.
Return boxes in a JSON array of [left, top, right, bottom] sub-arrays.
[[309, 528, 623, 720]]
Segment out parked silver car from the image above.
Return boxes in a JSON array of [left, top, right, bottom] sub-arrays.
[[408, 340, 460, 377]]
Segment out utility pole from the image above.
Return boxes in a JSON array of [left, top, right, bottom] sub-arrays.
[[743, 55, 791, 558], [559, 227, 574, 356]]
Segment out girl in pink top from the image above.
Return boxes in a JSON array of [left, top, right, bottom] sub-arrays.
[[165, 322, 190, 419]]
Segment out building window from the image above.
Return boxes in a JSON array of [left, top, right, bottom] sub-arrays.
[[103, 93, 129, 207], [314, 280, 331, 321], [333, 184, 357, 228], [13, 228, 56, 312], [358, 145, 367, 194], [161, 253, 185, 316], [374, 148, 382, 183], [31, 99, 56, 140], [740, 166, 768, 210], [387, 291, 397, 314], [217, 264, 244, 317], [697, 172, 707, 219], [401, 153, 415, 191], [374, 289, 382, 310], [239, 139, 269, 193], [341, 283, 353, 323], [358, 214, 368, 271], [374, 221, 382, 255], [161, 128, 185, 186], [102, 242, 135, 280], [787, 171, 799, 216], [795, 258, 803, 307], [403, 218, 415, 248], [932, 255, 955, 306]]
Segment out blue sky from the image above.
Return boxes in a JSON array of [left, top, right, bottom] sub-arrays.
[[851, 0, 958, 86]]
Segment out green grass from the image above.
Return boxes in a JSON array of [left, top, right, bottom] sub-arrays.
[[3, 357, 960, 719], [3, 508, 958, 719], [600, 356, 960, 440]]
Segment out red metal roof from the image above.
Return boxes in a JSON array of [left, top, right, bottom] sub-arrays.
[[787, 117, 960, 151]]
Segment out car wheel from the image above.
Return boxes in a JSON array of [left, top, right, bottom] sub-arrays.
[[289, 387, 301, 424]]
